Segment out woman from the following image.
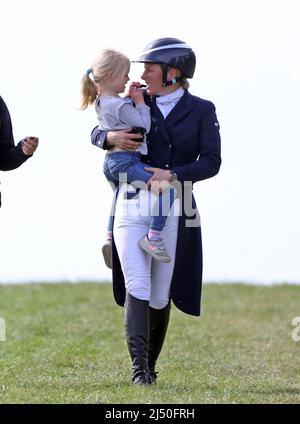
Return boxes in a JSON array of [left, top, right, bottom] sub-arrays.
[[91, 38, 221, 385], [0, 96, 38, 206]]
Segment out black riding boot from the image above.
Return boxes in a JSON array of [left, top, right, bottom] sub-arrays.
[[148, 301, 171, 383], [125, 292, 151, 385]]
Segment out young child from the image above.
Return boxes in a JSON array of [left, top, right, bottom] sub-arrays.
[[81, 49, 175, 268]]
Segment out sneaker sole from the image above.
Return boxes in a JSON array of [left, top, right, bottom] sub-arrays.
[[102, 244, 112, 269], [139, 239, 171, 263]]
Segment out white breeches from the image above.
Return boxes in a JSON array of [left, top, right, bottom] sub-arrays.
[[113, 184, 180, 309]]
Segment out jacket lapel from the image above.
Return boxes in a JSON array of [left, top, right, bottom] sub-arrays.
[[165, 90, 194, 126], [148, 97, 171, 145]]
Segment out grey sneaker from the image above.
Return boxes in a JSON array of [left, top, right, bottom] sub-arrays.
[[102, 240, 112, 269], [139, 236, 171, 263]]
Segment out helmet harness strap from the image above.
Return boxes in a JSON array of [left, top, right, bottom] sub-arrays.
[[161, 64, 185, 87]]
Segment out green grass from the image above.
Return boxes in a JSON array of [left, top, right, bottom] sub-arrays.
[[0, 282, 299, 404]]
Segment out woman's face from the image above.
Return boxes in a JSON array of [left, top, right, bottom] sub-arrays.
[[141, 63, 163, 96]]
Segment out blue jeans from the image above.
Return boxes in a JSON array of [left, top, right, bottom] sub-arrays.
[[103, 151, 175, 233]]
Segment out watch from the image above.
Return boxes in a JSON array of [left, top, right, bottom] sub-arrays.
[[169, 169, 178, 182]]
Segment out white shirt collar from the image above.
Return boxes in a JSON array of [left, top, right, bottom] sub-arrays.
[[156, 87, 185, 105]]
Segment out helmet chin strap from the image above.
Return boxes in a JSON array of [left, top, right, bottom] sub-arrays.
[[161, 64, 185, 87]]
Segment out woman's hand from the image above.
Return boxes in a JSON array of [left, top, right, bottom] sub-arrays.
[[107, 129, 142, 151], [144, 167, 171, 195], [21, 136, 39, 156]]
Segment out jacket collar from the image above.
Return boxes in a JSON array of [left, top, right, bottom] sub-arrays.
[[155, 87, 185, 107]]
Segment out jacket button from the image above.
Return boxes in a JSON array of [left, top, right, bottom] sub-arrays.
[[169, 144, 172, 148], [165, 164, 170, 168]]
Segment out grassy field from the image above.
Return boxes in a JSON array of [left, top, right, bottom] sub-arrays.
[[0, 282, 299, 404]]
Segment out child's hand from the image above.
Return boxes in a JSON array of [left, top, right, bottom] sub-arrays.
[[124, 82, 140, 98], [129, 84, 144, 105]]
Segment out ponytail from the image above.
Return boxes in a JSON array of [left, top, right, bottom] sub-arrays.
[[181, 79, 190, 90], [81, 71, 98, 110]]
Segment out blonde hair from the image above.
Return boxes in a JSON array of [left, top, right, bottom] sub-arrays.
[[181, 78, 190, 90], [174, 68, 190, 90], [81, 49, 130, 109]]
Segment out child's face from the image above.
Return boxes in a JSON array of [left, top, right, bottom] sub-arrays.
[[113, 67, 130, 94]]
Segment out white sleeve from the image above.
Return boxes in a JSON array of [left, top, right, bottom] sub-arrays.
[[116, 102, 151, 133]]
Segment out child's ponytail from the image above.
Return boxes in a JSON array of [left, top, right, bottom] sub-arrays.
[[81, 69, 98, 109]]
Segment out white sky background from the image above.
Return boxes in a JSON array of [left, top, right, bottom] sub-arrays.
[[0, 0, 299, 284]]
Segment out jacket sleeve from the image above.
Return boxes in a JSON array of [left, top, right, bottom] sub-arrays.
[[173, 102, 221, 182], [0, 141, 30, 171], [0, 96, 30, 171], [91, 126, 111, 150]]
